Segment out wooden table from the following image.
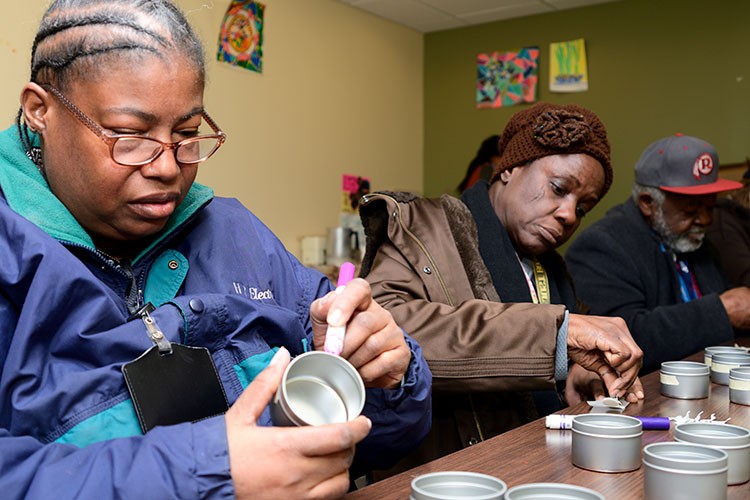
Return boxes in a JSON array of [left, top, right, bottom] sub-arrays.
[[347, 340, 750, 499]]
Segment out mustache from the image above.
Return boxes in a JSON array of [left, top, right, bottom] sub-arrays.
[[684, 227, 706, 237]]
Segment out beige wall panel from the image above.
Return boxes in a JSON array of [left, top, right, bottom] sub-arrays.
[[0, 0, 424, 257]]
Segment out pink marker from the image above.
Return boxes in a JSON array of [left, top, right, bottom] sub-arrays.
[[324, 262, 356, 356]]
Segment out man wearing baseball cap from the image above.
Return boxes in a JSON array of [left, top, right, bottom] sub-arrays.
[[567, 134, 749, 374]]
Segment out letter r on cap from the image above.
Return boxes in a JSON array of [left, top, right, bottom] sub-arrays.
[[693, 153, 713, 180]]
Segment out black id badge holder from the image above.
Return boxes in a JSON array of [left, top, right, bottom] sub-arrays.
[[122, 304, 229, 433]]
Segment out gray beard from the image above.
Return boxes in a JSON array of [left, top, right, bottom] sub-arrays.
[[651, 206, 705, 253]]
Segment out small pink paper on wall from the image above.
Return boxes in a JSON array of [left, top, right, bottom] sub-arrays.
[[341, 174, 370, 213], [476, 47, 539, 109]]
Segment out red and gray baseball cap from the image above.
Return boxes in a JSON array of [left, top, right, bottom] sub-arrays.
[[634, 134, 741, 195]]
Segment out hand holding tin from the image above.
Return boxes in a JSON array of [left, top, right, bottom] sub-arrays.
[[225, 347, 372, 499]]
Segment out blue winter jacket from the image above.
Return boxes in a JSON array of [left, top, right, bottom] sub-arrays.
[[0, 126, 432, 499]]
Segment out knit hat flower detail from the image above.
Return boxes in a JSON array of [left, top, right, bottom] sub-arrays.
[[533, 110, 591, 149], [490, 102, 613, 196]]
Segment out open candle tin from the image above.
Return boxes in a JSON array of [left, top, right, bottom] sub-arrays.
[[643, 442, 728, 500], [674, 422, 750, 485], [571, 414, 642, 472], [660, 360, 710, 399], [729, 366, 750, 406], [409, 472, 507, 500], [270, 351, 365, 427]]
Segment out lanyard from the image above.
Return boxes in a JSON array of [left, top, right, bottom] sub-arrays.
[[532, 259, 551, 304], [518, 256, 551, 304]]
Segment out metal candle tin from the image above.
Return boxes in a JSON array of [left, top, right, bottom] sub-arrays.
[[729, 367, 750, 406], [710, 352, 750, 385], [674, 422, 750, 485], [704, 345, 748, 366], [571, 414, 643, 472], [410, 472, 507, 500], [643, 442, 728, 500], [505, 483, 604, 500], [270, 351, 365, 426], [660, 360, 710, 399]]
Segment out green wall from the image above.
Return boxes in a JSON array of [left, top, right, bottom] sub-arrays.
[[424, 0, 750, 237]]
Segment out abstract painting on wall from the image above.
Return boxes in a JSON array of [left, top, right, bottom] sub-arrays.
[[476, 46, 539, 109], [217, 0, 265, 73], [549, 39, 588, 92]]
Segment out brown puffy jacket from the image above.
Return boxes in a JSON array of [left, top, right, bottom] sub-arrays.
[[359, 191, 567, 476]]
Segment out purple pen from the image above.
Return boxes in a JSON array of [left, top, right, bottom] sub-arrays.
[[324, 262, 356, 356], [546, 414, 671, 430]]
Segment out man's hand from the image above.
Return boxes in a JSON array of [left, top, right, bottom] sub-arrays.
[[226, 347, 372, 500], [310, 278, 410, 389], [720, 286, 750, 330], [566, 314, 643, 398], [565, 363, 644, 405]]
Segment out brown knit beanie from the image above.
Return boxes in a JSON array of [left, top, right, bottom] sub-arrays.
[[490, 102, 613, 196]]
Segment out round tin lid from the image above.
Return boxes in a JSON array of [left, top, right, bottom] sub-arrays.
[[643, 442, 728, 472], [705, 346, 747, 355], [505, 483, 605, 500], [729, 366, 750, 381], [674, 422, 750, 447], [410, 471, 507, 500], [712, 352, 750, 365], [661, 360, 710, 375], [572, 413, 643, 436]]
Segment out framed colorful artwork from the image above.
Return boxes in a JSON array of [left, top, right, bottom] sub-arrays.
[[550, 39, 589, 92], [476, 46, 539, 109], [217, 0, 265, 73]]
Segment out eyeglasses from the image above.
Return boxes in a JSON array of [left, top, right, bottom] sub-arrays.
[[40, 84, 226, 167]]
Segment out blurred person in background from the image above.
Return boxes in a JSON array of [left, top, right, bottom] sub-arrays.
[[457, 134, 501, 193], [706, 165, 750, 287]]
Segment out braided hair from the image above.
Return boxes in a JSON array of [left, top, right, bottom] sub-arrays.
[[17, 0, 206, 159]]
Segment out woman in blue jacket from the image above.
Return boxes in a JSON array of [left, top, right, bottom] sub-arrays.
[[0, 1, 431, 498]]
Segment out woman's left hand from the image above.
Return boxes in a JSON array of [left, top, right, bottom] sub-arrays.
[[311, 278, 410, 389]]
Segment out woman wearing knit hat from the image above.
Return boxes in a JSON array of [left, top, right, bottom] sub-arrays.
[[359, 101, 643, 478]]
